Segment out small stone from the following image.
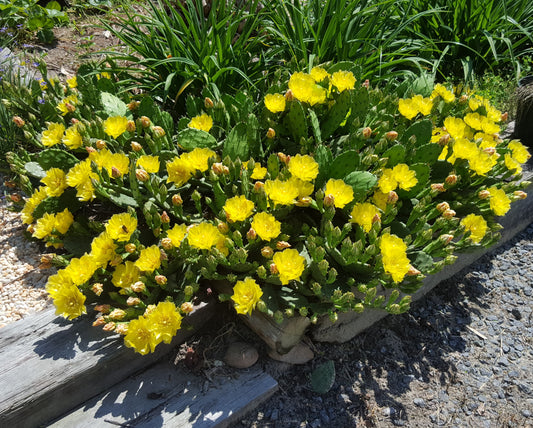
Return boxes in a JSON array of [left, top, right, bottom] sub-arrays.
[[270, 409, 279, 421], [413, 398, 426, 408], [497, 356, 509, 367], [382, 407, 396, 417], [224, 342, 258, 369], [511, 308, 523, 320], [522, 409, 531, 418]]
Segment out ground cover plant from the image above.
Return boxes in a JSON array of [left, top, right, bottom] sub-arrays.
[[5, 61, 531, 355]]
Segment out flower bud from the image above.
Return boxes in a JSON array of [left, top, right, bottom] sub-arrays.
[[436, 202, 450, 212], [184, 285, 194, 296], [12, 116, 25, 127], [217, 222, 229, 234], [459, 94, 468, 103], [92, 283, 104, 296], [26, 225, 35, 234], [125, 243, 136, 253], [161, 238, 173, 250], [115, 324, 129, 335], [131, 141, 142, 152], [131, 281, 146, 293], [284, 89, 294, 102], [277, 152, 289, 165], [256, 300, 267, 313], [153, 126, 165, 137], [103, 322, 116, 332], [387, 191, 399, 204], [269, 263, 279, 275], [160, 211, 170, 224], [127, 297, 141, 306], [109, 309, 126, 320], [86, 146, 97, 154], [111, 166, 122, 178], [483, 147, 496, 156], [96, 139, 107, 150], [3, 180, 16, 188], [257, 265, 267, 279], [431, 183, 445, 192], [155, 275, 167, 285], [275, 241, 291, 250], [65, 103, 76, 113], [144, 304, 156, 316], [135, 168, 149, 181], [362, 127, 372, 139], [126, 120, 136, 133], [442, 209, 456, 219], [323, 193, 335, 207], [94, 304, 110, 313], [295, 196, 312, 207], [92, 317, 106, 327], [362, 79, 370, 88], [253, 181, 264, 193], [407, 265, 421, 276], [172, 193, 183, 206], [329, 311, 338, 323], [445, 174, 458, 185], [211, 162, 225, 175], [9, 193, 21, 203], [266, 127, 276, 139], [246, 228, 257, 240], [261, 246, 274, 258], [440, 234, 454, 245], [513, 190, 527, 200], [285, 307, 294, 317], [110, 255, 123, 266], [140, 116, 151, 128], [385, 131, 398, 141], [71, 118, 79, 125], [127, 100, 140, 111], [501, 112, 508, 122], [478, 190, 490, 199], [181, 302, 194, 314], [204, 97, 214, 109]]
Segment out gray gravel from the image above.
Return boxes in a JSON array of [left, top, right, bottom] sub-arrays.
[[235, 222, 533, 427]]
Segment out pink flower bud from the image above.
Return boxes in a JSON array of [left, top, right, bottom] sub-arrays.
[[261, 246, 274, 259], [126, 120, 136, 133], [172, 194, 183, 206], [276, 241, 291, 250], [478, 190, 490, 199], [96, 140, 107, 149], [269, 263, 279, 275], [181, 302, 194, 314], [362, 127, 372, 139], [204, 97, 214, 109], [436, 202, 450, 212], [155, 275, 167, 285], [131, 141, 142, 152], [431, 183, 445, 192], [385, 131, 398, 141], [442, 209, 456, 219], [135, 168, 149, 181], [266, 128, 276, 139]]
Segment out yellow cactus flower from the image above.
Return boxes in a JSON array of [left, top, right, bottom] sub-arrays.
[[324, 179, 354, 209], [106, 212, 137, 242], [250, 164, 267, 180], [42, 123, 65, 147], [166, 156, 193, 187], [21, 186, 48, 224], [288, 154, 319, 182], [224, 195, 255, 222], [487, 187, 511, 216], [62, 125, 83, 149], [147, 301, 183, 344], [508, 140, 531, 164], [135, 245, 162, 272], [32, 213, 57, 240], [398, 98, 418, 120], [461, 213, 487, 244], [50, 283, 87, 320], [273, 248, 306, 285], [188, 113, 213, 132], [392, 164, 418, 191], [290, 177, 314, 198], [104, 116, 129, 139], [331, 70, 356, 92], [288, 72, 326, 105], [166, 224, 188, 247], [64, 254, 98, 286], [264, 93, 286, 113], [231, 277, 263, 316], [468, 150, 497, 176], [41, 168, 68, 197], [464, 112, 484, 131], [136, 155, 160, 173], [54, 208, 74, 234], [350, 202, 380, 232], [90, 232, 118, 268], [187, 222, 225, 250], [431, 83, 455, 103], [124, 316, 157, 355], [413, 94, 433, 116], [66, 76, 77, 88], [264, 178, 299, 205], [182, 147, 216, 172], [251, 212, 281, 241], [443, 117, 466, 140], [380, 233, 410, 283], [57, 95, 78, 116], [112, 261, 141, 289], [46, 269, 76, 297], [310, 66, 330, 82]]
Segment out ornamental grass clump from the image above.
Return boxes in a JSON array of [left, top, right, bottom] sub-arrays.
[[8, 64, 530, 355]]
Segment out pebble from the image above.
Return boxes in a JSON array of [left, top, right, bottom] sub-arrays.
[[413, 398, 426, 407]]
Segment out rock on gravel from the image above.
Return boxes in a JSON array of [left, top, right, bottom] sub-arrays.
[[234, 223, 533, 428]]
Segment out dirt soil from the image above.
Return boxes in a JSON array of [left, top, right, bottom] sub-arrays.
[[14, 11, 533, 428]]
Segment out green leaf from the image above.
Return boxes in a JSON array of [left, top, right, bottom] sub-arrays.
[[223, 122, 249, 160], [329, 151, 360, 179], [321, 90, 351, 140], [350, 86, 370, 122], [314, 144, 333, 187], [310, 360, 336, 394], [107, 192, 139, 208], [343, 171, 377, 200], [410, 250, 434, 273], [404, 163, 430, 196], [401, 120, 432, 147], [38, 149, 79, 170], [100, 92, 129, 118], [177, 128, 217, 151], [24, 162, 46, 179], [410, 143, 442, 164], [246, 114, 260, 158], [284, 100, 307, 144], [32, 188, 82, 219], [382, 144, 406, 167]]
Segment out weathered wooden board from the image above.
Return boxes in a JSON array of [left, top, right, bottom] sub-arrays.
[[0, 300, 215, 428], [49, 362, 278, 428]]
